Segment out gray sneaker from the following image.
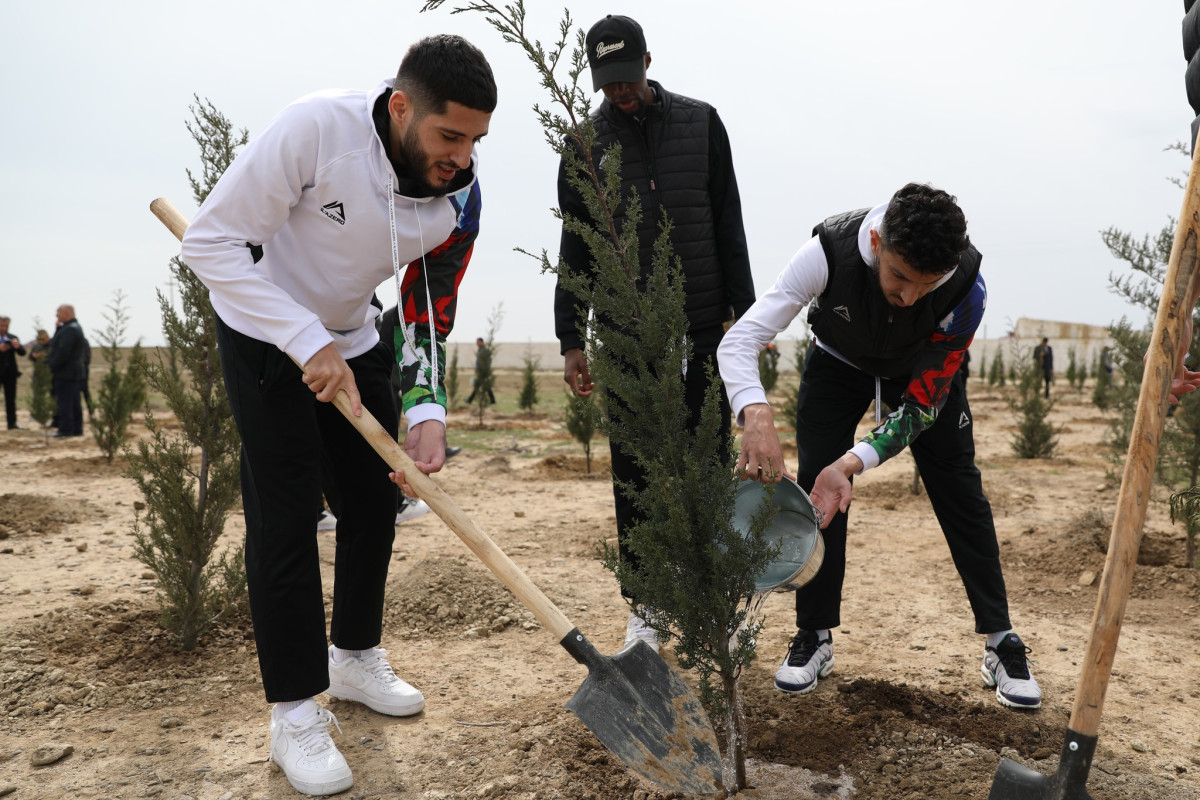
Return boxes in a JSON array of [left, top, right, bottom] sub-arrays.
[[773, 629, 833, 694], [982, 632, 1042, 709]]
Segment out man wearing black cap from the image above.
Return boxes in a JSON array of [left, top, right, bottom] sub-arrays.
[[555, 14, 756, 653]]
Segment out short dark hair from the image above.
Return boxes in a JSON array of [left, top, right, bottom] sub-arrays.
[[878, 183, 969, 275], [395, 34, 497, 118]]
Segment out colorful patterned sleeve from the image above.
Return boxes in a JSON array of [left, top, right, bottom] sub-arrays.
[[397, 182, 481, 416], [860, 274, 986, 465]]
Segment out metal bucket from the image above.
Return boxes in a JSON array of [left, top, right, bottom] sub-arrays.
[[732, 476, 824, 593]]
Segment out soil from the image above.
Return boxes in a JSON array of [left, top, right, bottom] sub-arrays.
[[1, 378, 1198, 800]]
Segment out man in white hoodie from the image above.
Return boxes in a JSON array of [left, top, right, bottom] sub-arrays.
[[181, 35, 495, 796]]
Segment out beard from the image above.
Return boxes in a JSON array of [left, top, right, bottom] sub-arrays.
[[396, 125, 454, 197]]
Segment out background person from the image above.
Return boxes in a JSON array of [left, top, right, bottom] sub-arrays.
[[0, 316, 27, 430], [180, 35, 496, 797], [1033, 336, 1054, 399], [718, 183, 1041, 711], [45, 305, 88, 438], [464, 336, 495, 405], [556, 14, 755, 651]]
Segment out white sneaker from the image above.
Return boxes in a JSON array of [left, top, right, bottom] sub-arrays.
[[317, 510, 337, 531], [395, 498, 431, 525], [622, 607, 660, 654], [982, 632, 1042, 709], [269, 700, 353, 796], [327, 646, 425, 716], [774, 629, 834, 694]]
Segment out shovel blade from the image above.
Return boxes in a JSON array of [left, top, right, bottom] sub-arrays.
[[988, 730, 1097, 800], [562, 633, 723, 795]]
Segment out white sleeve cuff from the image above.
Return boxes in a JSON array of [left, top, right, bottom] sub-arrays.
[[286, 319, 336, 368], [404, 404, 447, 432], [849, 442, 879, 474], [730, 388, 770, 426]]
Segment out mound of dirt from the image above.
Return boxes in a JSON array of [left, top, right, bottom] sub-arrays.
[[4, 602, 256, 721], [533, 452, 612, 480], [0, 492, 98, 538], [385, 555, 539, 638]]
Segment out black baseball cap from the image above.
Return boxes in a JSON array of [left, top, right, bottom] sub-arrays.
[[585, 15, 647, 92]]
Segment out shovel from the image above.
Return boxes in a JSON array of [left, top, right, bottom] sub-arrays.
[[149, 198, 724, 795], [987, 133, 1200, 798]]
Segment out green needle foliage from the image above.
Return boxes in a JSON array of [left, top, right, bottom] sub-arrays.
[[1101, 142, 1200, 565], [1170, 486, 1200, 568], [92, 290, 147, 463], [125, 97, 247, 650], [757, 342, 780, 394], [27, 355, 54, 432], [1065, 347, 1078, 391], [518, 341, 540, 412], [988, 349, 1004, 387], [423, 1, 775, 788], [779, 336, 809, 429], [1008, 343, 1058, 458], [563, 388, 597, 473]]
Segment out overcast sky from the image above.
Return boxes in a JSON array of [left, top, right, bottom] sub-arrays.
[[1, 1, 1191, 349]]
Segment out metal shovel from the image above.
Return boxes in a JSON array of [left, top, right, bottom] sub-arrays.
[[987, 130, 1200, 799], [149, 198, 724, 795]]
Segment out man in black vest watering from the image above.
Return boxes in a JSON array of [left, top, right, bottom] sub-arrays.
[[555, 14, 756, 652], [718, 183, 1041, 710]]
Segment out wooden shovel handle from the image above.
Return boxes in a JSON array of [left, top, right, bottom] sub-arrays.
[[149, 198, 577, 642], [1068, 148, 1200, 735]]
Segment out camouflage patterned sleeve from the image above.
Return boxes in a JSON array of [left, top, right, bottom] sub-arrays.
[[396, 181, 481, 418], [860, 274, 986, 465], [396, 324, 448, 412]]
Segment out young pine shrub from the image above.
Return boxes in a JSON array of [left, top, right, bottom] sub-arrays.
[[421, 2, 778, 789], [988, 349, 1002, 387], [126, 97, 247, 650], [518, 342, 540, 413], [757, 342, 780, 394], [1008, 345, 1059, 458], [564, 388, 598, 473], [28, 355, 54, 431], [92, 290, 148, 463]]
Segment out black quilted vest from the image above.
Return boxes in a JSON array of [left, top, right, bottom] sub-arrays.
[[591, 81, 729, 330], [806, 208, 981, 379]]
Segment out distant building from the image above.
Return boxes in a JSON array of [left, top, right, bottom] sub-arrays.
[[969, 317, 1113, 376]]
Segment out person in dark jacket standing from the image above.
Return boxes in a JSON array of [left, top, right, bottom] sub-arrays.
[[45, 305, 88, 438], [556, 14, 756, 653], [0, 319, 27, 431], [718, 184, 1041, 711], [1033, 337, 1054, 399], [0, 316, 27, 430]]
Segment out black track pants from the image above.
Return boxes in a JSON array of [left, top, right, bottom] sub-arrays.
[[792, 347, 1011, 635], [217, 317, 400, 703], [609, 349, 732, 600]]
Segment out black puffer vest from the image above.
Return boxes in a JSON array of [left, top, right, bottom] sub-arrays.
[[591, 81, 730, 330], [806, 208, 981, 379]]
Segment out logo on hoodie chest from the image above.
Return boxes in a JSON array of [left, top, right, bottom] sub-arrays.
[[321, 201, 346, 226]]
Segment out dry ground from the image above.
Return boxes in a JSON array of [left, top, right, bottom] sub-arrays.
[[0, 374, 1198, 799]]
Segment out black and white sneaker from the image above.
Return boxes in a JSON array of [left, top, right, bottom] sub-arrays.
[[982, 632, 1042, 709], [774, 629, 833, 694]]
